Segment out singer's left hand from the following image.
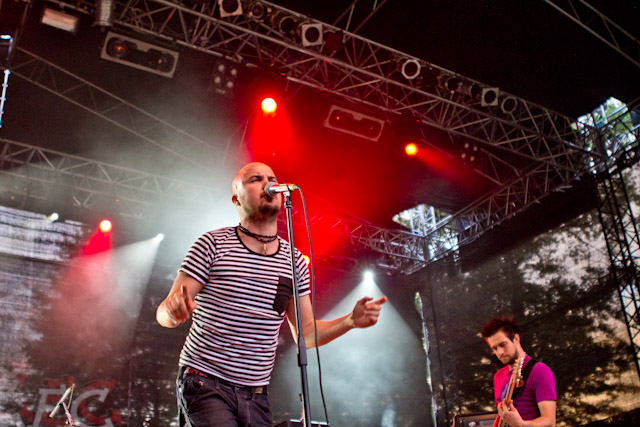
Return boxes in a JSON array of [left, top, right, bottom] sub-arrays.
[[350, 296, 387, 328]]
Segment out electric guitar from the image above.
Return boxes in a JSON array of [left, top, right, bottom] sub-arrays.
[[493, 355, 525, 427]]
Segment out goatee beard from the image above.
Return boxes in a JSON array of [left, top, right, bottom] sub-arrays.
[[258, 202, 280, 217]]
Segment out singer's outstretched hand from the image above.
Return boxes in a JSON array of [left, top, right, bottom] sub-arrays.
[[167, 284, 197, 325], [350, 296, 388, 328], [157, 272, 202, 328]]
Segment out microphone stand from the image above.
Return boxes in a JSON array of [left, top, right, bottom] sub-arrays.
[[283, 191, 312, 427], [61, 401, 76, 426]]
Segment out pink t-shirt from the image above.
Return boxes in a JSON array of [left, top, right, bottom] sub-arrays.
[[493, 355, 556, 421]]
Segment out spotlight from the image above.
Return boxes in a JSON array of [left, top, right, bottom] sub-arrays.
[[261, 97, 277, 115], [481, 87, 499, 106], [209, 60, 240, 96], [40, 8, 79, 34], [218, 0, 242, 17], [302, 254, 310, 266], [401, 59, 421, 80], [47, 212, 59, 222], [270, 11, 297, 35], [500, 96, 518, 114], [107, 38, 129, 58], [405, 142, 419, 156], [323, 31, 344, 54], [100, 31, 179, 78], [247, 2, 268, 20], [439, 73, 462, 93], [156, 233, 165, 241], [300, 23, 323, 47], [99, 219, 112, 233], [363, 270, 374, 282], [324, 105, 385, 142], [460, 142, 479, 163], [94, 0, 114, 27], [0, 35, 12, 68]]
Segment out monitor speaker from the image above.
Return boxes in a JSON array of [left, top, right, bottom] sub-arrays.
[[453, 412, 498, 427]]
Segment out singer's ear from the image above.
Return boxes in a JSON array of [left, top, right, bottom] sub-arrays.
[[231, 194, 239, 206]]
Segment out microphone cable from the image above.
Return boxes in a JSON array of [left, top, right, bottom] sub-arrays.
[[297, 188, 331, 426]]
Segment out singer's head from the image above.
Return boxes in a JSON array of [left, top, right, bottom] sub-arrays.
[[231, 162, 282, 222]]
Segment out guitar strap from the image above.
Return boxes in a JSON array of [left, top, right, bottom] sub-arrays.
[[511, 358, 538, 402]]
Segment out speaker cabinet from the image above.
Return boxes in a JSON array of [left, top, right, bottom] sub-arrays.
[[453, 412, 498, 427]]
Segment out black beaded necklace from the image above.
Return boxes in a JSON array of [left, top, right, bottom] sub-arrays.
[[238, 224, 278, 254]]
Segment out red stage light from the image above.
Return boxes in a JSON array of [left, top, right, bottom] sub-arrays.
[[99, 219, 112, 233], [261, 97, 277, 115], [405, 142, 419, 156]]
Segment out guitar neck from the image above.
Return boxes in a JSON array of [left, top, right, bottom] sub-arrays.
[[495, 356, 524, 427]]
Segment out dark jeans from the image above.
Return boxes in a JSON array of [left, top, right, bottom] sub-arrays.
[[176, 367, 272, 427]]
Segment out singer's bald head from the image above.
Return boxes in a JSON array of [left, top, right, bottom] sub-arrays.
[[230, 162, 275, 196], [230, 162, 281, 222]]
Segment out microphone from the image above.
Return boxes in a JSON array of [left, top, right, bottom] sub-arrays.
[[264, 182, 299, 197], [49, 384, 74, 418]]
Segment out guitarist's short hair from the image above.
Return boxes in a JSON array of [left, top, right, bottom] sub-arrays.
[[481, 316, 521, 340]]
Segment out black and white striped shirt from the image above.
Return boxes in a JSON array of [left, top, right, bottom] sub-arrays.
[[178, 226, 310, 386]]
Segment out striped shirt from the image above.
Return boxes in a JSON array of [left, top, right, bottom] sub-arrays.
[[178, 226, 310, 386]]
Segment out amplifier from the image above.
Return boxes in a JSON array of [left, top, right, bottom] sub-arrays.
[[453, 412, 498, 427], [273, 420, 329, 427]]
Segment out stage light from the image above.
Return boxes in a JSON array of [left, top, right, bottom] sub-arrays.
[[323, 31, 344, 54], [301, 23, 323, 47], [303, 254, 310, 266], [269, 11, 297, 35], [100, 31, 179, 78], [401, 59, 421, 80], [460, 142, 479, 163], [405, 142, 419, 156], [156, 233, 165, 241], [500, 96, 518, 114], [481, 87, 499, 106], [40, 8, 79, 34], [99, 219, 112, 233], [261, 97, 277, 115], [209, 60, 240, 96], [439, 73, 462, 93], [324, 105, 385, 142], [218, 0, 242, 18], [247, 2, 268, 20], [94, 0, 114, 27], [363, 270, 374, 282]]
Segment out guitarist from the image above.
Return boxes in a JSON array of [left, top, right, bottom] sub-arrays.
[[481, 317, 557, 427]]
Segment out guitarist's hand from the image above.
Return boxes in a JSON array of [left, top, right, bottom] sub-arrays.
[[497, 399, 524, 427]]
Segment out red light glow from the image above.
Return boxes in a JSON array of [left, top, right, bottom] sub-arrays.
[[405, 142, 419, 156], [261, 97, 277, 115], [99, 219, 112, 233]]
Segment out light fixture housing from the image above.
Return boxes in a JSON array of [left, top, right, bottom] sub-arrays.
[[401, 59, 421, 80], [481, 87, 499, 107], [324, 105, 385, 142], [301, 23, 323, 47], [100, 31, 179, 78], [218, 0, 243, 18], [40, 8, 80, 34]]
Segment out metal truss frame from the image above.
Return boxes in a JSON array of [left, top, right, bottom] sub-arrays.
[[0, 138, 223, 219], [46, 0, 597, 186], [0, 138, 428, 267], [3, 0, 633, 276], [595, 165, 640, 378], [543, 0, 640, 70], [9, 47, 242, 174]]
